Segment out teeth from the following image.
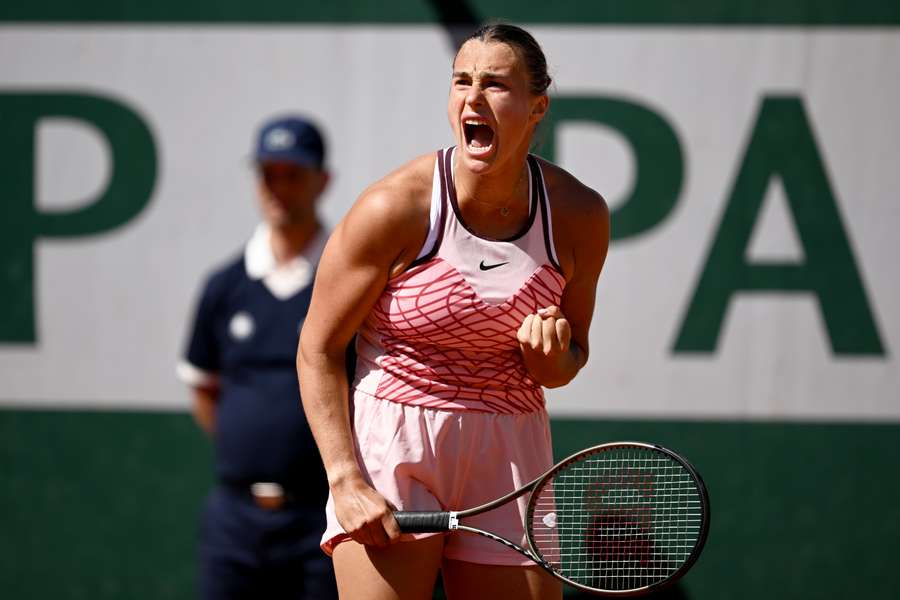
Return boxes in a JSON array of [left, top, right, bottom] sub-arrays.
[[467, 143, 492, 154], [463, 118, 493, 155]]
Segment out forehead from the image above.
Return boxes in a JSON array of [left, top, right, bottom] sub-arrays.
[[453, 39, 522, 74]]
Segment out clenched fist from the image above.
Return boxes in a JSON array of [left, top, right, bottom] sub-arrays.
[[517, 305, 572, 357]]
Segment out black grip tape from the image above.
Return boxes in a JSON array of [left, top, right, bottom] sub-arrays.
[[394, 511, 451, 533]]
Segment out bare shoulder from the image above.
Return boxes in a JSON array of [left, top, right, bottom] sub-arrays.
[[534, 157, 609, 226], [531, 157, 610, 280], [337, 152, 437, 273], [350, 152, 434, 223]]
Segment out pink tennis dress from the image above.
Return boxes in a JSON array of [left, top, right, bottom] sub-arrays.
[[322, 147, 566, 565]]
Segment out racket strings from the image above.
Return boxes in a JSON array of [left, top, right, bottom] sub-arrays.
[[528, 448, 704, 591]]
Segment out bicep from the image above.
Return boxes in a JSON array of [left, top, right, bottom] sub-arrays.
[[301, 230, 389, 355], [300, 193, 419, 359]]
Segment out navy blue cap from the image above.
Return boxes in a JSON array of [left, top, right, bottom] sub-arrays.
[[253, 116, 326, 169]]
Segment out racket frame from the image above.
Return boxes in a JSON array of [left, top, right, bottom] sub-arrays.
[[524, 441, 710, 596]]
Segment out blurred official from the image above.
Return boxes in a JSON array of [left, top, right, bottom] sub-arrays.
[[178, 115, 340, 599]]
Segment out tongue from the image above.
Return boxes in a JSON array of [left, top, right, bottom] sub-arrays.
[[470, 124, 493, 148]]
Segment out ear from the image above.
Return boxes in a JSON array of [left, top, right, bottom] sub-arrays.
[[530, 94, 550, 124], [316, 170, 331, 197]]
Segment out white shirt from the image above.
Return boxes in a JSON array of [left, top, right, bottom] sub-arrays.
[[244, 223, 328, 300]]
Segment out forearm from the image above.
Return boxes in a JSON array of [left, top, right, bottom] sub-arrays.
[[191, 387, 218, 436], [522, 342, 586, 388], [298, 345, 363, 487]]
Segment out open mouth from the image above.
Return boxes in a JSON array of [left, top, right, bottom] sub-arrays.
[[463, 118, 495, 155]]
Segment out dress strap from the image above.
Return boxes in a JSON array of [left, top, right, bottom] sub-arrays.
[[410, 148, 449, 266], [528, 154, 562, 273]]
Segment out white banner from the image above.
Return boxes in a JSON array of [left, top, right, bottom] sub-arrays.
[[0, 26, 898, 419]]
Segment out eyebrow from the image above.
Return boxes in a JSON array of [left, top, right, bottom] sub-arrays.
[[452, 70, 509, 79]]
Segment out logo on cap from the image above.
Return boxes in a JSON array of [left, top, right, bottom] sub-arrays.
[[264, 128, 295, 151]]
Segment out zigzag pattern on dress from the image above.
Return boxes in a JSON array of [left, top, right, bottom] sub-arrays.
[[366, 257, 565, 414]]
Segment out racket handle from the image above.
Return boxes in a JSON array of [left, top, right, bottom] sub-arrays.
[[394, 511, 454, 533]]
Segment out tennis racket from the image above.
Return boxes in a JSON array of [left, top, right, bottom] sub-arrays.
[[394, 441, 710, 596]]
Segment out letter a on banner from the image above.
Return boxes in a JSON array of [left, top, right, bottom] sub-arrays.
[[674, 96, 885, 356]]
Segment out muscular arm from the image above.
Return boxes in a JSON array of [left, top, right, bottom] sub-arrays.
[[518, 167, 610, 388], [297, 158, 431, 546], [297, 198, 395, 485]]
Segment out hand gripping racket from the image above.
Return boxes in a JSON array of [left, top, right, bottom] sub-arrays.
[[394, 442, 710, 596]]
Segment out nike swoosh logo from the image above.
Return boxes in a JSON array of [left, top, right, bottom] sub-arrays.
[[479, 260, 509, 271]]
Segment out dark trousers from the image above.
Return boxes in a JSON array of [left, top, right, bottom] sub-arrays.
[[198, 485, 338, 600]]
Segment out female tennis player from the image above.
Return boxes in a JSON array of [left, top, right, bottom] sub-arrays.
[[298, 23, 610, 600]]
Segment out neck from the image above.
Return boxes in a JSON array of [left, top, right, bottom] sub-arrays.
[[268, 220, 320, 265], [454, 149, 530, 212]]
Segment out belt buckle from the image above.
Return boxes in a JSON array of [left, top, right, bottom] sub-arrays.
[[250, 482, 286, 510]]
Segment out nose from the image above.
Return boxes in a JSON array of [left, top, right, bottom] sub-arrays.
[[465, 84, 485, 108], [264, 175, 291, 201]]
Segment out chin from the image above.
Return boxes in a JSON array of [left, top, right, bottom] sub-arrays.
[[262, 211, 289, 227], [457, 140, 500, 172]]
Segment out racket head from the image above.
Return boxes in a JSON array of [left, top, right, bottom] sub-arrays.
[[525, 442, 710, 596]]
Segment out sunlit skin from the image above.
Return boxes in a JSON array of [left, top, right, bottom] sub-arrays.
[[297, 35, 609, 600]]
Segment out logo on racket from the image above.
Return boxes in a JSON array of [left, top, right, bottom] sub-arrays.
[[541, 512, 557, 528]]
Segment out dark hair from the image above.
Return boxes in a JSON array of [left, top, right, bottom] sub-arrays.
[[461, 23, 552, 96]]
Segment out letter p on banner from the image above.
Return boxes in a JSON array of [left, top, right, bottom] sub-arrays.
[[0, 92, 157, 343]]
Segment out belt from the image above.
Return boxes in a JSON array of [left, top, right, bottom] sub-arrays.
[[250, 481, 289, 510], [239, 481, 295, 511]]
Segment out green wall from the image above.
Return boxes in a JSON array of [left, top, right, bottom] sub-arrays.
[[2, 410, 898, 598]]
